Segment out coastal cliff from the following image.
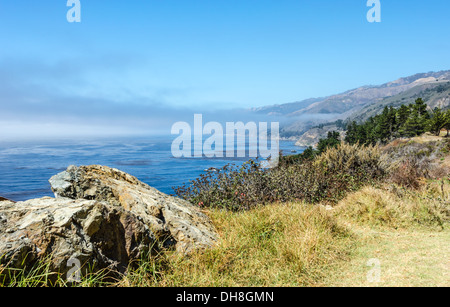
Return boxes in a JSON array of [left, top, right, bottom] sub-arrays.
[[295, 125, 345, 147]]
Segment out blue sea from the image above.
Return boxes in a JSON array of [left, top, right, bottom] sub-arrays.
[[0, 136, 303, 202]]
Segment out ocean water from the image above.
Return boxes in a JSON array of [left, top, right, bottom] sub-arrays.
[[0, 136, 303, 202]]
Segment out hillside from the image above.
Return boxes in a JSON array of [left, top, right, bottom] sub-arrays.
[[295, 124, 345, 147], [251, 97, 325, 116], [349, 81, 450, 123], [256, 70, 450, 120], [285, 73, 450, 146], [296, 83, 450, 147]]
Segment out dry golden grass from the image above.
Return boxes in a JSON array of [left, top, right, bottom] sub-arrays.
[[321, 227, 450, 287], [320, 181, 450, 287], [118, 180, 449, 287], [118, 203, 354, 287], [333, 183, 449, 230]]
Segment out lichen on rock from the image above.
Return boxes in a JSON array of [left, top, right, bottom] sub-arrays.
[[0, 165, 218, 276]]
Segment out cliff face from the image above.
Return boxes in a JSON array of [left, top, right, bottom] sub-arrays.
[[295, 125, 345, 148]]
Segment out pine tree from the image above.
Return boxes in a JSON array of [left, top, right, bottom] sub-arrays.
[[444, 110, 450, 137], [428, 108, 446, 136], [343, 98, 431, 144], [399, 99, 429, 137], [414, 98, 428, 118], [388, 106, 397, 137], [365, 117, 378, 145], [396, 104, 410, 133], [374, 107, 389, 141], [317, 131, 341, 154], [375, 106, 397, 142], [302, 146, 317, 160], [400, 110, 423, 137], [344, 121, 359, 144]]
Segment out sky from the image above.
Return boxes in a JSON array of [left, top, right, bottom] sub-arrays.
[[0, 0, 449, 138]]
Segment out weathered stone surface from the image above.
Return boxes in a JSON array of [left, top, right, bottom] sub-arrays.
[[49, 165, 218, 254], [0, 165, 218, 276], [0, 197, 156, 274]]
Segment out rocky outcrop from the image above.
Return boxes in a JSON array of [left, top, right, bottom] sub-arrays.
[[0, 165, 218, 276], [295, 126, 345, 148], [49, 165, 218, 254], [0, 197, 155, 274]]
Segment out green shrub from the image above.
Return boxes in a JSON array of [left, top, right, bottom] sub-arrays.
[[174, 143, 386, 211]]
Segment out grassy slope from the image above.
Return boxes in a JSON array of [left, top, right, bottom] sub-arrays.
[[322, 227, 449, 287], [119, 180, 449, 287], [321, 185, 449, 287], [120, 203, 355, 287]]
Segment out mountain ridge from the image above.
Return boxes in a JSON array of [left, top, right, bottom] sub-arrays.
[[251, 69, 450, 142], [296, 70, 449, 117]]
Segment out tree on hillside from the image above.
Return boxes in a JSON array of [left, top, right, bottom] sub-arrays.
[[414, 98, 428, 118], [344, 98, 433, 145], [374, 106, 397, 142], [302, 146, 317, 160], [396, 104, 410, 132], [344, 121, 359, 145], [400, 111, 423, 137], [428, 108, 447, 136], [444, 110, 450, 137], [365, 117, 380, 145], [399, 98, 430, 137], [317, 131, 341, 154], [357, 123, 369, 145]]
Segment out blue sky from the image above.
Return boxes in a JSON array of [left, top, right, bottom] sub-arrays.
[[0, 0, 449, 137]]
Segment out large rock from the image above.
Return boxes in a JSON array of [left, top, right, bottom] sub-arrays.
[[0, 197, 156, 274], [49, 165, 218, 254], [0, 165, 218, 277]]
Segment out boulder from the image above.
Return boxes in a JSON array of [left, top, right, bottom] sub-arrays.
[[49, 165, 218, 254], [0, 197, 156, 274], [0, 165, 218, 277]]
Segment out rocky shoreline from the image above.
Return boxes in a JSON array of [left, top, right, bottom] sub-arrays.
[[0, 165, 218, 277]]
